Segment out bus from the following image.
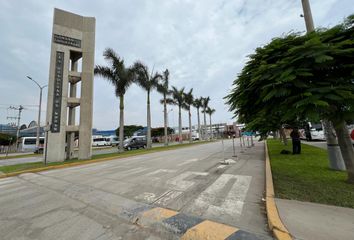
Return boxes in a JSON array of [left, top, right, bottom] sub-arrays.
[[20, 137, 45, 152]]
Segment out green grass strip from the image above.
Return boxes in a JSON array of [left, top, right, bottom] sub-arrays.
[[267, 139, 354, 208]]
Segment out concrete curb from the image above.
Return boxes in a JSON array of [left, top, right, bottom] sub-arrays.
[[265, 141, 292, 240]]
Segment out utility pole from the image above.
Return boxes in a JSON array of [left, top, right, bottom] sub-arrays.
[[300, 0, 346, 170], [27, 76, 47, 151], [301, 0, 315, 32], [7, 105, 24, 149]]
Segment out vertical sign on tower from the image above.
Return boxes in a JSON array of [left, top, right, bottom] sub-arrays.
[[51, 51, 64, 133]]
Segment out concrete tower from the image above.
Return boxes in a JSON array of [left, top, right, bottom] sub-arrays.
[[45, 8, 95, 162]]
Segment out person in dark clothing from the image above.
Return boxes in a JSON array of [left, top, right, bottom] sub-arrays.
[[290, 127, 301, 154]]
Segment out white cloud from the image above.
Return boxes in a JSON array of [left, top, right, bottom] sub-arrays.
[[0, 0, 352, 130]]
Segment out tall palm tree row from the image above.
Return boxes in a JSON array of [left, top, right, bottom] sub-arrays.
[[193, 97, 203, 141], [201, 97, 210, 140], [94, 48, 136, 152], [205, 107, 216, 140], [168, 86, 185, 144], [132, 61, 162, 149], [156, 69, 170, 146], [183, 88, 194, 143]]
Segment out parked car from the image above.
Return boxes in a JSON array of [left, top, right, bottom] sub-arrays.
[[105, 136, 119, 146], [123, 136, 147, 150]]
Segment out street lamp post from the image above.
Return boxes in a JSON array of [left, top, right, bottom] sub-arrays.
[[167, 108, 173, 144], [27, 76, 47, 152]]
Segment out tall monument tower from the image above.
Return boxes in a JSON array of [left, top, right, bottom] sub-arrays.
[[46, 8, 95, 162]]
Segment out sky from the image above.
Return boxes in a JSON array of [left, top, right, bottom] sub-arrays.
[[0, 0, 353, 130]]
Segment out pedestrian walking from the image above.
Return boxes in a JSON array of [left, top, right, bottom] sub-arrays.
[[290, 127, 301, 154]]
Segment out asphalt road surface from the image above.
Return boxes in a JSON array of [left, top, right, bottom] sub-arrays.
[[0, 140, 270, 239]]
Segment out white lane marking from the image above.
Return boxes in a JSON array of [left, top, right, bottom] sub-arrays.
[[0, 179, 17, 185], [146, 169, 176, 176], [167, 171, 208, 191], [134, 192, 160, 203], [192, 174, 252, 219], [154, 190, 183, 206], [217, 165, 227, 169], [177, 158, 199, 166]]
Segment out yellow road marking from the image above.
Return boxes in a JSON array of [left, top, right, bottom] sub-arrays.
[[181, 220, 238, 240], [141, 207, 178, 221]]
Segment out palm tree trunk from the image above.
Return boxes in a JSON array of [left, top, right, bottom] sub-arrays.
[[333, 120, 354, 183], [119, 95, 124, 153], [279, 127, 287, 146], [178, 105, 182, 144], [189, 108, 192, 143], [203, 109, 207, 140], [163, 93, 168, 146], [147, 90, 152, 149], [197, 108, 201, 141], [209, 114, 212, 140], [323, 120, 346, 171]]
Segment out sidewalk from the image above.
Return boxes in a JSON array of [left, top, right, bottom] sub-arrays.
[[276, 198, 354, 240]]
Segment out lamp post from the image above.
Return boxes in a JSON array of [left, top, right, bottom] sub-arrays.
[[167, 108, 173, 144], [27, 76, 47, 152]]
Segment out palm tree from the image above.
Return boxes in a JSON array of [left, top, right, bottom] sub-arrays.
[[156, 69, 170, 146], [169, 86, 185, 144], [132, 61, 162, 149], [94, 48, 135, 152], [205, 107, 216, 140], [193, 97, 203, 141], [201, 97, 210, 140], [183, 88, 194, 143]]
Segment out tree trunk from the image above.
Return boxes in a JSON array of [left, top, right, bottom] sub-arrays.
[[178, 106, 182, 144], [323, 120, 346, 171], [197, 107, 201, 141], [189, 108, 192, 143], [279, 127, 287, 146], [203, 109, 207, 140], [163, 93, 168, 146], [333, 120, 354, 183], [209, 114, 213, 140], [147, 90, 152, 149], [119, 95, 124, 153]]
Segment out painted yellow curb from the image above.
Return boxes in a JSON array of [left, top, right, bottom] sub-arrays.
[[265, 141, 292, 240], [181, 220, 238, 240]]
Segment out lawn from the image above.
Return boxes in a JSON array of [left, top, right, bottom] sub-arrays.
[[267, 139, 354, 208], [0, 140, 212, 174]]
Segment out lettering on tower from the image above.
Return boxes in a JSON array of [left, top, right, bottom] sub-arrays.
[[51, 51, 64, 133], [53, 34, 81, 48]]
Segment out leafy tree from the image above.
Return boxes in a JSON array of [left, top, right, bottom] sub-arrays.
[[226, 15, 354, 183], [115, 125, 143, 138], [193, 97, 203, 141], [133, 62, 162, 149], [151, 127, 174, 137], [203, 107, 216, 140], [0, 133, 16, 146], [183, 88, 194, 143], [168, 86, 185, 143], [95, 48, 136, 152], [201, 97, 210, 140], [156, 69, 171, 146]]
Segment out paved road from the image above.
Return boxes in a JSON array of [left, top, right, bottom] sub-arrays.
[[0, 142, 181, 167], [0, 140, 270, 239]]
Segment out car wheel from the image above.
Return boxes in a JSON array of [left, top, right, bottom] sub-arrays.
[[127, 146, 131, 151]]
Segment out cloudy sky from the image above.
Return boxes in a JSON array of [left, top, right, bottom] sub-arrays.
[[0, 0, 352, 130]]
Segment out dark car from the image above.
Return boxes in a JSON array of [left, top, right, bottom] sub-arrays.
[[123, 136, 147, 150]]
